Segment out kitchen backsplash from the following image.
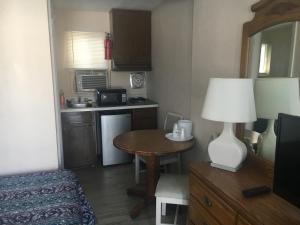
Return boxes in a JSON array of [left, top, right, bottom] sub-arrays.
[[110, 71, 148, 98], [57, 69, 148, 102]]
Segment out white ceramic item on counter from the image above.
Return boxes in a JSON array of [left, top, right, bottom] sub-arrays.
[[172, 123, 180, 138], [178, 120, 192, 138], [165, 133, 193, 142]]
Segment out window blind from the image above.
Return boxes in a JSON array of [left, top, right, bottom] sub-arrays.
[[259, 43, 272, 75], [65, 31, 108, 69]]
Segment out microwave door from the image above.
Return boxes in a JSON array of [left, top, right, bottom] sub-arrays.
[[101, 93, 120, 105]]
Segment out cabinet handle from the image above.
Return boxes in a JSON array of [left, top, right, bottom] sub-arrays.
[[202, 196, 212, 208]]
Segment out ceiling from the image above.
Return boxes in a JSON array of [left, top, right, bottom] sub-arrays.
[[52, 0, 165, 11]]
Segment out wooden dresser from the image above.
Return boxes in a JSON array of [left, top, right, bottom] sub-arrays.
[[188, 155, 300, 225]]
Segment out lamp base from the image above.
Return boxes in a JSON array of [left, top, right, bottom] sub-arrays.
[[210, 162, 242, 172], [208, 123, 247, 172], [258, 119, 276, 161]]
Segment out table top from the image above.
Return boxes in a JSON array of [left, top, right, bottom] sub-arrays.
[[113, 129, 195, 157]]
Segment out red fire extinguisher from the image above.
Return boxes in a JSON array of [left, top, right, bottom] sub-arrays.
[[104, 33, 112, 60]]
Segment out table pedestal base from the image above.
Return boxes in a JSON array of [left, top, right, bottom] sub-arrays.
[[127, 187, 155, 218], [127, 187, 146, 198], [127, 155, 159, 219]]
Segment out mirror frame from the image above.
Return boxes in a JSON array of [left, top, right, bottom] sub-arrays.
[[237, 0, 300, 140]]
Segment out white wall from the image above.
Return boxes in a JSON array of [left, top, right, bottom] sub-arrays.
[[53, 9, 147, 100], [184, 0, 258, 164], [0, 0, 59, 175], [53, 10, 108, 100], [149, 0, 258, 167], [149, 0, 194, 127]]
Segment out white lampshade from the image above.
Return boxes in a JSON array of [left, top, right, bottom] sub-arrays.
[[254, 78, 300, 119], [202, 78, 257, 123]]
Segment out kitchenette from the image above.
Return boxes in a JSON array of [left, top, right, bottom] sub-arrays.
[[61, 96, 158, 169], [53, 7, 159, 168]]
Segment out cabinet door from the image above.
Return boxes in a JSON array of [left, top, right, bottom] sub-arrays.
[[189, 197, 221, 225], [189, 174, 236, 225], [132, 108, 157, 130], [61, 112, 97, 169], [62, 123, 97, 168], [110, 9, 151, 71]]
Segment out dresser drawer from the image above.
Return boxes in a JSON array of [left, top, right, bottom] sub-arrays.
[[189, 197, 221, 225], [237, 216, 252, 225], [190, 173, 236, 225]]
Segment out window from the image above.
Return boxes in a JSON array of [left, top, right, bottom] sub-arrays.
[[259, 43, 272, 75], [65, 31, 108, 69]]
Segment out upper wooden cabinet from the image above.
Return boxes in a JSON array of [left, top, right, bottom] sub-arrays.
[[110, 9, 151, 71]]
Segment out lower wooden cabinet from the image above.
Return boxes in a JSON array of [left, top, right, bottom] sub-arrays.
[[132, 107, 157, 130], [189, 197, 221, 225], [61, 112, 98, 168], [189, 174, 236, 225], [61, 107, 158, 169], [236, 216, 252, 225], [188, 160, 300, 225]]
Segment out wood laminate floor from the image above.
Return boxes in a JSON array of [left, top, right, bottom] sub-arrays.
[[74, 163, 187, 225]]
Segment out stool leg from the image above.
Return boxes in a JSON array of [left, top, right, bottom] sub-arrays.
[[156, 198, 162, 225], [174, 205, 179, 225], [162, 203, 166, 216], [177, 154, 182, 173]]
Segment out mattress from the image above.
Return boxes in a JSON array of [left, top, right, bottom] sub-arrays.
[[0, 170, 96, 225]]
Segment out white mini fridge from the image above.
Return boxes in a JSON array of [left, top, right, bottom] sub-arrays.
[[101, 113, 132, 166]]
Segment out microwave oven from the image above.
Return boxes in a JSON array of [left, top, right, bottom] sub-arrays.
[[97, 89, 127, 106]]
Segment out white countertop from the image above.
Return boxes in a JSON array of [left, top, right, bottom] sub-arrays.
[[60, 102, 159, 113]]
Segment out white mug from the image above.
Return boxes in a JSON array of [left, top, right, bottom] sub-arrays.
[[178, 120, 192, 137]]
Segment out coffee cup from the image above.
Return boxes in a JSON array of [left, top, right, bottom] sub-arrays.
[[178, 120, 192, 138]]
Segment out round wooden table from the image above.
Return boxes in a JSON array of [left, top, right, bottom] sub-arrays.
[[113, 129, 195, 219]]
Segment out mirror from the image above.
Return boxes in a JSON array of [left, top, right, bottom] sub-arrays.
[[248, 22, 300, 79], [238, 0, 300, 163], [246, 22, 300, 161]]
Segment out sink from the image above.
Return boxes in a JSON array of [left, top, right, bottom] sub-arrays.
[[66, 100, 92, 108]]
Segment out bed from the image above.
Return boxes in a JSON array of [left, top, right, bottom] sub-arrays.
[[0, 170, 96, 225]]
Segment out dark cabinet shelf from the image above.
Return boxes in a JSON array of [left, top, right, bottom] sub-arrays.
[[110, 9, 151, 71]]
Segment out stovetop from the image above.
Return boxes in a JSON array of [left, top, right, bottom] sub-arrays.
[[128, 97, 146, 104]]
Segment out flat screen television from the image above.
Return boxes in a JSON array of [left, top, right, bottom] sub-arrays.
[[273, 113, 300, 208]]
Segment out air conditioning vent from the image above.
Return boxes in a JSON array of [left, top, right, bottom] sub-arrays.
[[75, 70, 107, 92], [81, 75, 106, 89]]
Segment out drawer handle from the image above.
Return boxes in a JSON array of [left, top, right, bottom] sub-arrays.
[[202, 196, 213, 208]]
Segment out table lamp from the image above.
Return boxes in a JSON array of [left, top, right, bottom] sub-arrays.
[[254, 78, 300, 161], [202, 78, 257, 172]]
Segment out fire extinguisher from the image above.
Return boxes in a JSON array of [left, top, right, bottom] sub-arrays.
[[104, 33, 112, 60]]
